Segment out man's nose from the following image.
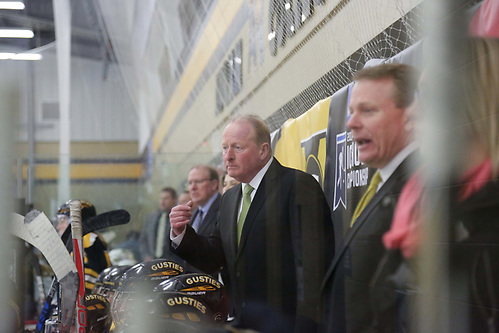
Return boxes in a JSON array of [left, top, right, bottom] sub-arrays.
[[224, 148, 234, 159], [346, 112, 359, 130]]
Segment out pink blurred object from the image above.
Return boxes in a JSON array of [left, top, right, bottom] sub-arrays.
[[458, 158, 492, 201], [383, 171, 423, 259], [383, 159, 492, 258], [469, 0, 499, 38]]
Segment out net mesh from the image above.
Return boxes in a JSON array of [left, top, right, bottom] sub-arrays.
[[262, 1, 423, 131], [264, 6, 424, 132], [13, 0, 482, 239]]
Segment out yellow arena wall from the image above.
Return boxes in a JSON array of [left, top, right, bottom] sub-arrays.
[[274, 96, 331, 188]]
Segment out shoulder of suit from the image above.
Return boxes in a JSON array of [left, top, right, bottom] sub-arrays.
[[389, 153, 421, 185], [224, 184, 241, 196], [274, 163, 312, 180]]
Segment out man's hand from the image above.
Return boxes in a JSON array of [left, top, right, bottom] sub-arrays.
[[170, 201, 193, 236]]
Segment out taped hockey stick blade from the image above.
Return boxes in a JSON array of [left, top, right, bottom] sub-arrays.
[[61, 209, 131, 247], [58, 271, 79, 333], [23, 210, 77, 280], [81, 209, 130, 235]]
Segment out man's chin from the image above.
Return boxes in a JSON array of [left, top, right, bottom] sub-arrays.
[[227, 171, 239, 179], [358, 155, 375, 168], [358, 154, 369, 164]]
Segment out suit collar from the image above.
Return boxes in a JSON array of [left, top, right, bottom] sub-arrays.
[[197, 192, 220, 215], [235, 159, 281, 259], [244, 156, 273, 194], [347, 150, 419, 243], [191, 194, 221, 234], [321, 150, 419, 291], [227, 183, 242, 257], [378, 141, 418, 187]]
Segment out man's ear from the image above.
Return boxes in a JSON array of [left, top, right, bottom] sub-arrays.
[[404, 115, 414, 133], [403, 101, 418, 133], [260, 142, 270, 159]]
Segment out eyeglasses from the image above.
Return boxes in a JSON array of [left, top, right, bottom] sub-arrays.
[[188, 179, 212, 186]]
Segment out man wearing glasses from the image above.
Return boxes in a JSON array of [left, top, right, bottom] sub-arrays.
[[187, 165, 221, 238]]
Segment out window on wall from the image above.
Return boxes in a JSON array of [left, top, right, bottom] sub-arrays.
[[177, 0, 215, 44], [215, 40, 243, 115]]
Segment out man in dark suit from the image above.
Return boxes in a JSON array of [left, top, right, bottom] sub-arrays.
[[187, 165, 221, 238], [170, 115, 335, 332], [321, 63, 420, 333], [138, 187, 177, 261]]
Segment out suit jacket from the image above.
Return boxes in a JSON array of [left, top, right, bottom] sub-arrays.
[[173, 159, 335, 332], [321, 152, 418, 333], [188, 193, 221, 238], [139, 210, 169, 260]]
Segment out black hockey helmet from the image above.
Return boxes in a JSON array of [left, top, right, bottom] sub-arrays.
[[114, 317, 203, 333], [142, 291, 214, 323], [110, 259, 186, 328], [93, 265, 132, 301], [85, 294, 112, 333], [103, 265, 133, 290], [154, 273, 229, 322], [57, 199, 96, 221], [119, 259, 185, 291], [93, 266, 114, 295], [114, 291, 217, 331]]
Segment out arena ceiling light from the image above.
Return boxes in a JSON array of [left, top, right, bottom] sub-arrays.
[[0, 52, 42, 60], [0, 29, 34, 38], [0, 1, 25, 10]]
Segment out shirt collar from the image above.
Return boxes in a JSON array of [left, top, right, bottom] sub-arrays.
[[198, 192, 220, 214], [242, 157, 273, 196], [379, 141, 418, 186]]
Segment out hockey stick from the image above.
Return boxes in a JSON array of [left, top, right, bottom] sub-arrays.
[[70, 200, 87, 333], [36, 278, 56, 332], [60, 209, 131, 252], [37, 209, 131, 331], [12, 211, 78, 333], [13, 209, 130, 332], [82, 209, 130, 235], [31, 250, 47, 315]]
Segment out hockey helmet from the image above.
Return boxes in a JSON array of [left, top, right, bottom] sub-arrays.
[[154, 273, 229, 322], [85, 294, 112, 333], [57, 199, 97, 221]]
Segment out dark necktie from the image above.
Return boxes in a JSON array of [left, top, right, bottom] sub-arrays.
[[192, 210, 204, 232]]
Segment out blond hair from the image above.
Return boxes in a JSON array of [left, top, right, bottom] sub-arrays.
[[461, 38, 499, 176]]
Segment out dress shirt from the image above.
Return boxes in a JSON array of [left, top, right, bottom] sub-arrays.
[[238, 157, 273, 216], [171, 192, 220, 245], [377, 141, 418, 191]]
